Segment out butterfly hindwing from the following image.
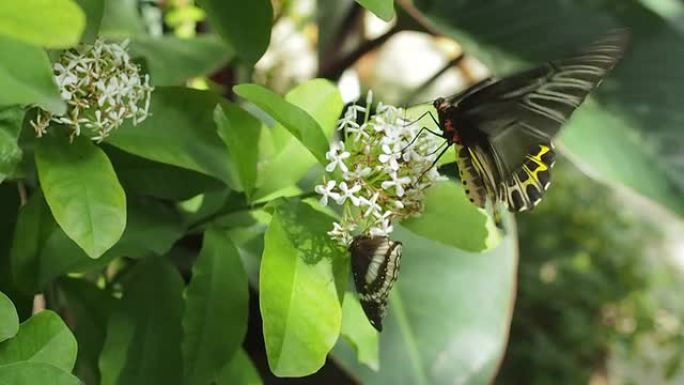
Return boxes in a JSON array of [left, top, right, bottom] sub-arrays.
[[349, 236, 402, 331]]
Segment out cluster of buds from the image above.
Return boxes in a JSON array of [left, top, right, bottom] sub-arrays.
[[31, 39, 153, 141], [316, 92, 445, 246]]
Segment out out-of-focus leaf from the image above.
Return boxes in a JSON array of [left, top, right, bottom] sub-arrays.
[[340, 292, 379, 371], [413, 0, 684, 217], [35, 135, 126, 259], [73, 0, 104, 43], [107, 87, 236, 187], [0, 37, 64, 114], [402, 182, 500, 252], [234, 83, 331, 166], [182, 228, 248, 385], [215, 349, 263, 385], [253, 79, 343, 200], [99, 0, 145, 38], [215, 102, 260, 198], [0, 0, 84, 48], [59, 278, 114, 385], [0, 362, 81, 385], [100, 257, 184, 385], [355, 0, 395, 21], [260, 199, 347, 377], [130, 35, 233, 86], [0, 107, 24, 183], [334, 225, 518, 385], [0, 310, 77, 371], [0, 291, 19, 342], [197, 0, 272, 64]]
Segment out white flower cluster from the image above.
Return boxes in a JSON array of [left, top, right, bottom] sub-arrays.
[[316, 92, 445, 246], [31, 39, 153, 141]]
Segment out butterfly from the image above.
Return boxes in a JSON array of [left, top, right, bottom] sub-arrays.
[[349, 235, 402, 331], [422, 29, 629, 224]]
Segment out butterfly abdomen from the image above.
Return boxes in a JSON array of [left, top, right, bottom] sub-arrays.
[[453, 142, 487, 208], [506, 144, 556, 211]]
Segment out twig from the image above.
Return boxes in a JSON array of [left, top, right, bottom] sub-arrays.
[[400, 53, 465, 106]]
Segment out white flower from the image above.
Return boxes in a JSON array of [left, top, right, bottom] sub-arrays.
[[343, 164, 372, 181], [336, 182, 362, 206], [370, 218, 393, 237], [328, 222, 354, 246], [325, 142, 351, 173], [378, 143, 401, 171], [314, 180, 340, 206], [360, 192, 380, 217], [381, 172, 412, 197]]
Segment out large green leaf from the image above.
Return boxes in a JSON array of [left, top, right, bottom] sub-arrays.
[[130, 35, 233, 86], [340, 292, 379, 371], [413, 0, 684, 217], [0, 107, 24, 183], [0, 37, 64, 114], [356, 0, 395, 21], [73, 0, 104, 43], [260, 199, 348, 377], [107, 87, 236, 186], [182, 228, 248, 385], [334, 225, 518, 385], [252, 79, 343, 200], [0, 362, 81, 385], [99, 257, 184, 385], [215, 349, 263, 385], [0, 291, 18, 343], [402, 182, 500, 252], [58, 278, 114, 385], [99, 0, 145, 38], [0, 0, 84, 48], [197, 0, 272, 64], [35, 135, 127, 259], [0, 310, 77, 371], [234, 83, 332, 166]]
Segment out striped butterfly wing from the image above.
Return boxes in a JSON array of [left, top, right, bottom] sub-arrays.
[[349, 236, 402, 331], [454, 29, 629, 211]]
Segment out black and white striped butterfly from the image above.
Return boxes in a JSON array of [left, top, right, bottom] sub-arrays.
[[349, 235, 402, 331], [425, 30, 629, 224]]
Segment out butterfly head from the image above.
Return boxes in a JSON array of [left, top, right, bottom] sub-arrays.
[[433, 97, 449, 113]]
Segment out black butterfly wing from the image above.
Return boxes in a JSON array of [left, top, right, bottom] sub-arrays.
[[455, 29, 629, 211]]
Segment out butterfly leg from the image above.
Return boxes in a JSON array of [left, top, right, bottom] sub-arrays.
[[401, 110, 441, 128], [416, 142, 451, 183]]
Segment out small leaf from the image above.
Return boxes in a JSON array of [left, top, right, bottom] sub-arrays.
[[35, 135, 127, 259], [215, 102, 260, 198], [182, 228, 248, 385], [99, 257, 184, 385], [260, 199, 347, 376], [73, 0, 104, 43], [0, 291, 19, 342], [402, 181, 500, 252], [99, 0, 146, 38], [340, 292, 379, 371], [0, 107, 24, 183], [0, 37, 65, 114], [215, 349, 263, 385], [0, 362, 81, 385], [355, 0, 395, 21], [234, 83, 330, 166], [197, 0, 272, 64], [0, 310, 78, 371], [130, 35, 233, 86], [0, 0, 85, 48], [107, 87, 236, 186]]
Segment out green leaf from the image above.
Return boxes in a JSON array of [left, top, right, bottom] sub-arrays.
[[334, 225, 518, 385], [234, 83, 330, 166], [340, 292, 379, 371], [0, 107, 24, 183], [0, 291, 19, 342], [0, 37, 64, 114], [130, 35, 233, 86], [35, 135, 126, 259], [413, 0, 684, 218], [0, 310, 77, 371], [355, 0, 395, 21], [197, 0, 272, 64], [107, 87, 236, 186], [100, 257, 184, 385], [0, 362, 81, 385], [99, 0, 145, 38], [73, 0, 104, 43], [215, 103, 260, 198], [182, 228, 248, 385], [402, 182, 500, 252], [58, 278, 114, 385], [260, 199, 347, 377], [0, 0, 85, 48], [254, 79, 343, 200], [215, 349, 263, 385]]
